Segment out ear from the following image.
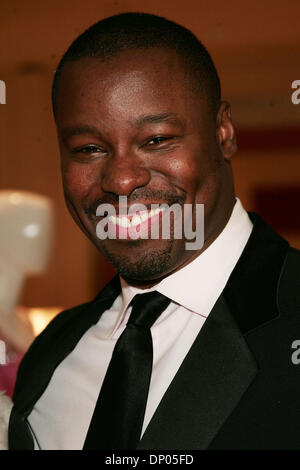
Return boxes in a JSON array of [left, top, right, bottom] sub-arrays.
[[216, 101, 237, 161]]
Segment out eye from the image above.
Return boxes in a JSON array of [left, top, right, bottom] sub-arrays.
[[70, 144, 108, 160], [146, 136, 170, 146], [73, 145, 103, 154], [143, 135, 180, 152]]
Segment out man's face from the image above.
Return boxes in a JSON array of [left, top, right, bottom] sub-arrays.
[[55, 47, 236, 283]]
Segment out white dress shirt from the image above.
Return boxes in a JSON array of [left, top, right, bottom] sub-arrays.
[[28, 198, 253, 449]]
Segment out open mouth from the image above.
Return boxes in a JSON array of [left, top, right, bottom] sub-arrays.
[[105, 206, 167, 239], [88, 204, 173, 241], [93, 196, 187, 242], [108, 207, 166, 228]]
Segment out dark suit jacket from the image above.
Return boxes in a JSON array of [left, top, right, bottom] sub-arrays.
[[9, 213, 300, 449]]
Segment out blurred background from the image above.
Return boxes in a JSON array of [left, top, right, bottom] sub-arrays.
[[1, 0, 300, 312]]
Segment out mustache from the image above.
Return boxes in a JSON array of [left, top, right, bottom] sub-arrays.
[[84, 189, 186, 218]]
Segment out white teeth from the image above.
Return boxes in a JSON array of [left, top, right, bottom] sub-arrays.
[[131, 215, 142, 226], [151, 208, 163, 217], [118, 217, 129, 228], [140, 212, 149, 222], [108, 215, 117, 224], [108, 207, 166, 227]]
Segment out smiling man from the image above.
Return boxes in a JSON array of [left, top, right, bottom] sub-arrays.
[[9, 13, 300, 450], [55, 25, 235, 282]]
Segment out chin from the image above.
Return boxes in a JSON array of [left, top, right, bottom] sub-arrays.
[[98, 238, 176, 282]]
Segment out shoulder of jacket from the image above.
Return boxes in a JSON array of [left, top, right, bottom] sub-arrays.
[[13, 301, 91, 399], [29, 301, 90, 347]]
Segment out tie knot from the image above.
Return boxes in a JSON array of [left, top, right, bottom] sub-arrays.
[[128, 291, 171, 329]]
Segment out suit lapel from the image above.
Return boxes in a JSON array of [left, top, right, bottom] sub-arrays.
[[138, 294, 257, 450], [8, 408, 35, 450], [138, 213, 290, 449], [223, 212, 289, 333]]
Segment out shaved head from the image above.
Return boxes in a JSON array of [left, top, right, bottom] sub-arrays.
[[52, 12, 221, 118]]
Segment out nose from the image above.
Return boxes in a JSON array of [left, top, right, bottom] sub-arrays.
[[100, 150, 151, 197]]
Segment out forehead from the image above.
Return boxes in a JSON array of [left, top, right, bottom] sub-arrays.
[[55, 48, 208, 128]]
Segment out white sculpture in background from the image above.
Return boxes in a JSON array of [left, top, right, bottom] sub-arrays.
[[0, 190, 54, 354], [0, 190, 54, 449]]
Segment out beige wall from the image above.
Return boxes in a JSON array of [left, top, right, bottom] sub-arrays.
[[1, 0, 299, 308]]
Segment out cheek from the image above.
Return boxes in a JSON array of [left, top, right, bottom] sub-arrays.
[[61, 163, 97, 201], [160, 147, 199, 183], [166, 150, 212, 194], [174, 149, 222, 207]]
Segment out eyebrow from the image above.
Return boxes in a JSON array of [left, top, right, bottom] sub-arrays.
[[133, 112, 186, 129], [61, 125, 102, 142], [61, 112, 186, 142]]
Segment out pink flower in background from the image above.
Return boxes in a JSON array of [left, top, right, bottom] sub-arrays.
[[0, 338, 22, 398]]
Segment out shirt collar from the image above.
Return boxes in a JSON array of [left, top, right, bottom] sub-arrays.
[[120, 198, 253, 318]]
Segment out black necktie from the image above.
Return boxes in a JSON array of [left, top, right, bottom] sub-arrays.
[[83, 290, 171, 450]]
